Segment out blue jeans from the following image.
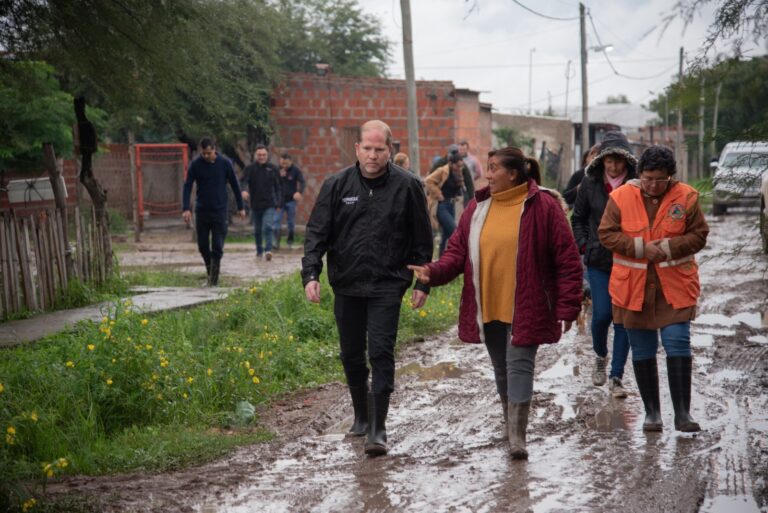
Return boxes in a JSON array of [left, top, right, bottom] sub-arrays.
[[436, 200, 456, 256], [587, 266, 630, 379], [195, 210, 227, 263], [273, 200, 297, 245], [627, 322, 692, 361], [251, 207, 275, 254]]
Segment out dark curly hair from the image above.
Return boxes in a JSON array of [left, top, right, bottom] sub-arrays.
[[638, 145, 677, 176]]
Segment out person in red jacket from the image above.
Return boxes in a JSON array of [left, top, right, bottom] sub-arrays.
[[409, 147, 582, 460]]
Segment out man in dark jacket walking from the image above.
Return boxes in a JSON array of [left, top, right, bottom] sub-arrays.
[[571, 131, 637, 397], [302, 120, 433, 457], [273, 153, 305, 250], [182, 136, 245, 286], [241, 145, 282, 261]]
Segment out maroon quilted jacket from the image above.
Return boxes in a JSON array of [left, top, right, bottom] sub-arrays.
[[426, 180, 583, 346]]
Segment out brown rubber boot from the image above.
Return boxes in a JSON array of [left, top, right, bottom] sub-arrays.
[[507, 401, 530, 460]]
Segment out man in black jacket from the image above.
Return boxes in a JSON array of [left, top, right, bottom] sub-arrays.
[[302, 120, 432, 457], [182, 137, 245, 286], [241, 145, 282, 261], [273, 153, 305, 250]]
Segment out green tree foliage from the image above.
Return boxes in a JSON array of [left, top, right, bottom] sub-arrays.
[[491, 127, 535, 153], [648, 56, 768, 150], [275, 0, 391, 77], [0, 0, 390, 145], [0, 61, 74, 170], [605, 94, 630, 104]]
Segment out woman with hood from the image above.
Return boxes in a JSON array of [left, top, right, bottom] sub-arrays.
[[409, 147, 582, 460], [571, 131, 636, 398]]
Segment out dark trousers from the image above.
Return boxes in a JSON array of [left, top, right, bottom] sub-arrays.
[[334, 294, 403, 395], [195, 210, 228, 263], [483, 321, 539, 403]]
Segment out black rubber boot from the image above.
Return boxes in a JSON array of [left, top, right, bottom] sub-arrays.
[[348, 384, 368, 436], [209, 258, 221, 287], [667, 356, 701, 432], [203, 256, 211, 283], [632, 358, 663, 432], [507, 401, 530, 460], [364, 393, 389, 456]]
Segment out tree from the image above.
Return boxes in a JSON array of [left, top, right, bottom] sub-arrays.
[[492, 127, 535, 153], [0, 60, 87, 171], [605, 94, 630, 104], [662, 0, 768, 62], [648, 56, 768, 152]]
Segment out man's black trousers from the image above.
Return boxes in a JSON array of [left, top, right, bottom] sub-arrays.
[[333, 294, 403, 395], [195, 210, 228, 263]]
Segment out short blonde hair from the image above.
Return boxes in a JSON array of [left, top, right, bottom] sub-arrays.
[[359, 119, 392, 146]]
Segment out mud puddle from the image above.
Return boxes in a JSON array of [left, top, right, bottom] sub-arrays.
[[49, 214, 768, 512]]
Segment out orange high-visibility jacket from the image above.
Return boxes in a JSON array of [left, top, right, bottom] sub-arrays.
[[608, 180, 701, 312]]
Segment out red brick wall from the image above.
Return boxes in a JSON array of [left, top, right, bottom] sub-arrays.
[[269, 73, 462, 225]]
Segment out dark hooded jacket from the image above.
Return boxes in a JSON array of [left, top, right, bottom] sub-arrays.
[[570, 131, 637, 273]]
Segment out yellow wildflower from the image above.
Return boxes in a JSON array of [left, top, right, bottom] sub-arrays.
[[252, 376, 260, 384], [22, 497, 36, 511], [127, 336, 132, 342], [259, 351, 264, 359], [42, 462, 54, 477], [186, 376, 194, 384], [145, 344, 152, 351], [7, 426, 16, 435], [268, 351, 273, 356], [56, 457, 68, 468], [87, 344, 95, 351], [30, 411, 38, 422], [160, 359, 169, 368], [248, 368, 255, 376], [124, 299, 132, 307], [141, 319, 149, 326], [182, 392, 188, 399], [111, 358, 116, 363], [152, 373, 159, 381], [207, 368, 213, 376], [419, 310, 427, 318], [106, 378, 113, 385], [244, 361, 250, 369], [102, 316, 108, 324], [0, 383, 4, 393], [288, 335, 294, 342], [109, 320, 115, 327]]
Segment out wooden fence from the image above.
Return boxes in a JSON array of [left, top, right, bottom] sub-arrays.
[[0, 208, 108, 319]]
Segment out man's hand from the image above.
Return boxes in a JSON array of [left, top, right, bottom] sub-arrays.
[[182, 210, 192, 225], [407, 264, 431, 285], [305, 280, 321, 303], [644, 240, 667, 263], [242, 190, 250, 201], [411, 289, 428, 309], [238, 209, 246, 220], [563, 321, 573, 333], [293, 191, 302, 202]]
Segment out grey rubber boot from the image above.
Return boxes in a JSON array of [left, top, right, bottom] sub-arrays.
[[507, 401, 530, 460]]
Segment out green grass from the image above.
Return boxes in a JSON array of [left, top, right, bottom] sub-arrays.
[[120, 267, 208, 288], [224, 232, 305, 245], [0, 272, 461, 510], [690, 177, 714, 211]]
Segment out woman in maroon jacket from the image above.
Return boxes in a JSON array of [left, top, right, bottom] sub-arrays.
[[409, 147, 582, 460]]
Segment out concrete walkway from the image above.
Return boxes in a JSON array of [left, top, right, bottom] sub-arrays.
[[0, 287, 230, 348]]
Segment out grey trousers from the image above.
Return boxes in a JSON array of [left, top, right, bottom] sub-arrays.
[[483, 321, 538, 403]]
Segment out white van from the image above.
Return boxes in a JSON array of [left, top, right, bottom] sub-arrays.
[[712, 141, 768, 215]]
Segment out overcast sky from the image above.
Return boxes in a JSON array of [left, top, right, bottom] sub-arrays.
[[356, 0, 766, 116]]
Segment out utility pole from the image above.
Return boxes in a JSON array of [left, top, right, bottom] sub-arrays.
[[564, 60, 573, 117], [579, 3, 589, 158], [697, 76, 706, 181], [528, 47, 536, 115], [401, 0, 420, 176], [676, 47, 685, 182], [710, 81, 722, 168]]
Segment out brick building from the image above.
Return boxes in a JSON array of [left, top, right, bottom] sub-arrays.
[[269, 73, 492, 225]]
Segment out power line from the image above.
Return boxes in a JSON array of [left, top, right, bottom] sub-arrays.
[[587, 12, 675, 80], [510, 0, 579, 21], [386, 57, 677, 71]]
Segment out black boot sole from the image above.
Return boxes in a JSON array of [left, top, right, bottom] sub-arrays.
[[364, 443, 387, 456]]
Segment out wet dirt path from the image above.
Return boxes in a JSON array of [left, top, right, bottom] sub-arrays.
[[53, 215, 768, 512]]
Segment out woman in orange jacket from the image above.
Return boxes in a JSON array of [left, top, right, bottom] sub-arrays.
[[598, 146, 709, 432]]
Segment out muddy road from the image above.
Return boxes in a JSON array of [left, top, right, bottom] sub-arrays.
[[54, 214, 768, 512]]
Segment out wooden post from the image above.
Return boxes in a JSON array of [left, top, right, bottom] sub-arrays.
[[31, 216, 47, 309], [129, 134, 141, 242], [18, 218, 38, 310], [0, 217, 11, 315], [43, 143, 75, 280]]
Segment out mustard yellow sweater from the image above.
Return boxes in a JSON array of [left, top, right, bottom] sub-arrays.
[[480, 182, 528, 323]]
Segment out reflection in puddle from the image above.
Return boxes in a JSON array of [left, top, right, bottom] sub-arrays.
[[694, 312, 764, 329], [691, 333, 715, 348], [711, 369, 746, 383], [747, 335, 768, 344], [396, 361, 466, 381]]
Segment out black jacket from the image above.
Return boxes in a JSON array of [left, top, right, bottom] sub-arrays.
[[280, 164, 306, 204], [570, 134, 637, 273], [241, 162, 282, 210], [301, 162, 433, 297], [562, 168, 585, 209]]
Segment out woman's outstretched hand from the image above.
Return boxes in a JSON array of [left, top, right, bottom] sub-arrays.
[[407, 264, 431, 284]]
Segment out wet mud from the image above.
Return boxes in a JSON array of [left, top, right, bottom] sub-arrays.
[[50, 215, 768, 512]]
